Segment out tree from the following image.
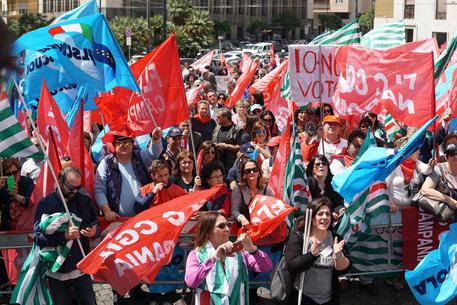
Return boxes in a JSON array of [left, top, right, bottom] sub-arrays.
[[359, 7, 375, 33], [167, 0, 193, 26], [246, 19, 268, 35], [9, 13, 50, 36], [318, 14, 343, 31], [109, 16, 152, 57], [272, 11, 301, 38], [214, 20, 231, 39]]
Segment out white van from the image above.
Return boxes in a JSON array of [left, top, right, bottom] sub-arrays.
[[242, 42, 273, 56]]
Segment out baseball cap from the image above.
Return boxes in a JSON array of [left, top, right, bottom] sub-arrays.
[[445, 143, 457, 154], [167, 127, 183, 138], [322, 115, 341, 126], [250, 104, 263, 112]]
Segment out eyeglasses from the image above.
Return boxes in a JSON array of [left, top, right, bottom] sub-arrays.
[[65, 184, 82, 192], [209, 173, 223, 180], [256, 129, 268, 135], [244, 167, 259, 174], [215, 221, 232, 230], [253, 110, 262, 114], [205, 150, 216, 155], [263, 118, 273, 123], [180, 161, 193, 166], [314, 162, 328, 168], [323, 109, 332, 114], [5, 170, 18, 176]]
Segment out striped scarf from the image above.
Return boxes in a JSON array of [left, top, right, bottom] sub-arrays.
[[195, 242, 249, 305], [11, 212, 82, 305]]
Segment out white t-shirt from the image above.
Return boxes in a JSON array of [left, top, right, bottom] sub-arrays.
[[318, 138, 347, 161]]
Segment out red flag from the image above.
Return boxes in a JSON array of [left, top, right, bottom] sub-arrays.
[[241, 195, 294, 243], [196, 148, 204, 175], [24, 131, 62, 230], [267, 65, 291, 131], [69, 100, 95, 199], [250, 60, 288, 107], [220, 52, 233, 75], [270, 46, 276, 67], [126, 34, 189, 135], [0, 248, 30, 284], [77, 186, 221, 295], [240, 53, 253, 74], [333, 47, 435, 127], [191, 50, 215, 72], [17, 109, 32, 138], [37, 81, 70, 156], [185, 81, 205, 107], [268, 112, 292, 198], [225, 61, 259, 108]]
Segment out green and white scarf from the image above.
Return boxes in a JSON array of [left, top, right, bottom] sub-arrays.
[[10, 212, 82, 305], [195, 242, 249, 305]]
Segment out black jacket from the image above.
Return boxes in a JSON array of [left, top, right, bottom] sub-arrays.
[[33, 192, 99, 273]]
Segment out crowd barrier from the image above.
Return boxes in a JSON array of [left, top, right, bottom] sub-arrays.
[[0, 212, 407, 294]]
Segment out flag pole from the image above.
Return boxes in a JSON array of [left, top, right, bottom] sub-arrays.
[[13, 79, 87, 258], [138, 91, 159, 129], [188, 113, 200, 176], [431, 52, 438, 160], [318, 45, 325, 157], [298, 208, 312, 305]]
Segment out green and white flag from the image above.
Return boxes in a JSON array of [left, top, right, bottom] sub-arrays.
[[309, 30, 331, 45], [434, 32, 457, 79], [11, 213, 81, 305], [0, 92, 43, 158], [384, 113, 407, 146], [280, 70, 291, 99], [360, 20, 405, 49], [283, 125, 310, 215], [318, 19, 362, 45]]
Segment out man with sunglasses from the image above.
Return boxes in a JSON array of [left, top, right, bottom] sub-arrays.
[[329, 129, 366, 176], [33, 167, 99, 305]]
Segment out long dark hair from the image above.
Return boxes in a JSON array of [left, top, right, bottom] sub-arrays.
[[295, 198, 334, 232], [238, 158, 264, 190], [194, 211, 224, 249]]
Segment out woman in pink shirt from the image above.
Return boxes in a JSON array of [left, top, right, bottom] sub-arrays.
[[185, 211, 272, 305]]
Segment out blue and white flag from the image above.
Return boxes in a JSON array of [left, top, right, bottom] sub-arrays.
[[14, 13, 139, 93], [51, 0, 98, 25], [332, 115, 438, 203], [406, 223, 457, 305]]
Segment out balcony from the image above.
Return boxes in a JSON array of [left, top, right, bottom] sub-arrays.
[[404, 4, 414, 19]]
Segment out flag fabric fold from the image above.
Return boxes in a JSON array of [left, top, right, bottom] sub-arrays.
[[316, 19, 361, 45], [360, 20, 405, 49]]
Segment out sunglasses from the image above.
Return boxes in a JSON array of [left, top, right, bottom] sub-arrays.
[[256, 129, 268, 135], [323, 109, 332, 113], [244, 167, 259, 174], [114, 140, 133, 146], [263, 118, 273, 122], [205, 150, 216, 155], [5, 170, 19, 176], [215, 221, 232, 230], [65, 184, 82, 192], [314, 162, 328, 167]]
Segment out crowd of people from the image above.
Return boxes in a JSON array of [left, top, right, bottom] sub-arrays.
[[1, 20, 457, 305]]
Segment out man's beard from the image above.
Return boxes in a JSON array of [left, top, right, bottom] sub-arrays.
[[64, 192, 77, 201]]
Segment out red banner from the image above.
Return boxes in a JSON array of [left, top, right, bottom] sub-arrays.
[[333, 47, 435, 127], [225, 61, 259, 108], [191, 50, 215, 72], [250, 60, 288, 106], [77, 187, 221, 295], [402, 206, 450, 270]]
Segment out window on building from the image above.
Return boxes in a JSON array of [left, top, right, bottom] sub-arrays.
[[336, 0, 343, 4], [250, 0, 257, 16], [404, 0, 415, 19], [261, 0, 267, 16], [238, 0, 244, 14], [405, 28, 414, 42], [19, 3, 27, 14], [227, 0, 233, 14], [435, 0, 446, 19], [433, 32, 448, 48], [214, 0, 220, 14]]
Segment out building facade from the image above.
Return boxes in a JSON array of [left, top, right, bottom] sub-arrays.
[[374, 0, 457, 47], [191, 0, 313, 40], [312, 0, 372, 32], [2, 0, 39, 22]]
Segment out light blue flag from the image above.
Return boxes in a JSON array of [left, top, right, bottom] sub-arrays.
[[332, 115, 438, 203], [50, 0, 98, 25], [65, 87, 86, 129], [22, 0, 99, 100], [26, 82, 80, 115], [14, 13, 139, 93], [405, 223, 457, 305]]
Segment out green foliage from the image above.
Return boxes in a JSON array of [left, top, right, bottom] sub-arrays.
[[9, 13, 50, 36], [214, 20, 231, 38], [167, 0, 193, 26], [109, 16, 151, 57], [246, 19, 268, 35], [272, 11, 301, 37], [318, 14, 343, 31], [359, 7, 375, 33]]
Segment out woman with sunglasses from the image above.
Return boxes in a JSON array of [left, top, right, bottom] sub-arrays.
[[248, 121, 271, 161], [197, 141, 220, 173], [171, 151, 201, 193], [231, 159, 273, 226], [199, 161, 231, 217], [0, 158, 35, 231], [306, 155, 344, 219], [285, 198, 350, 305], [185, 211, 272, 305], [260, 110, 279, 137]]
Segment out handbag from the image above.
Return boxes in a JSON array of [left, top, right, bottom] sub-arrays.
[[411, 165, 455, 222], [411, 192, 453, 222], [270, 255, 295, 305]]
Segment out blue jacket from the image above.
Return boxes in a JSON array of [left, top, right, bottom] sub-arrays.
[[33, 192, 99, 273]]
